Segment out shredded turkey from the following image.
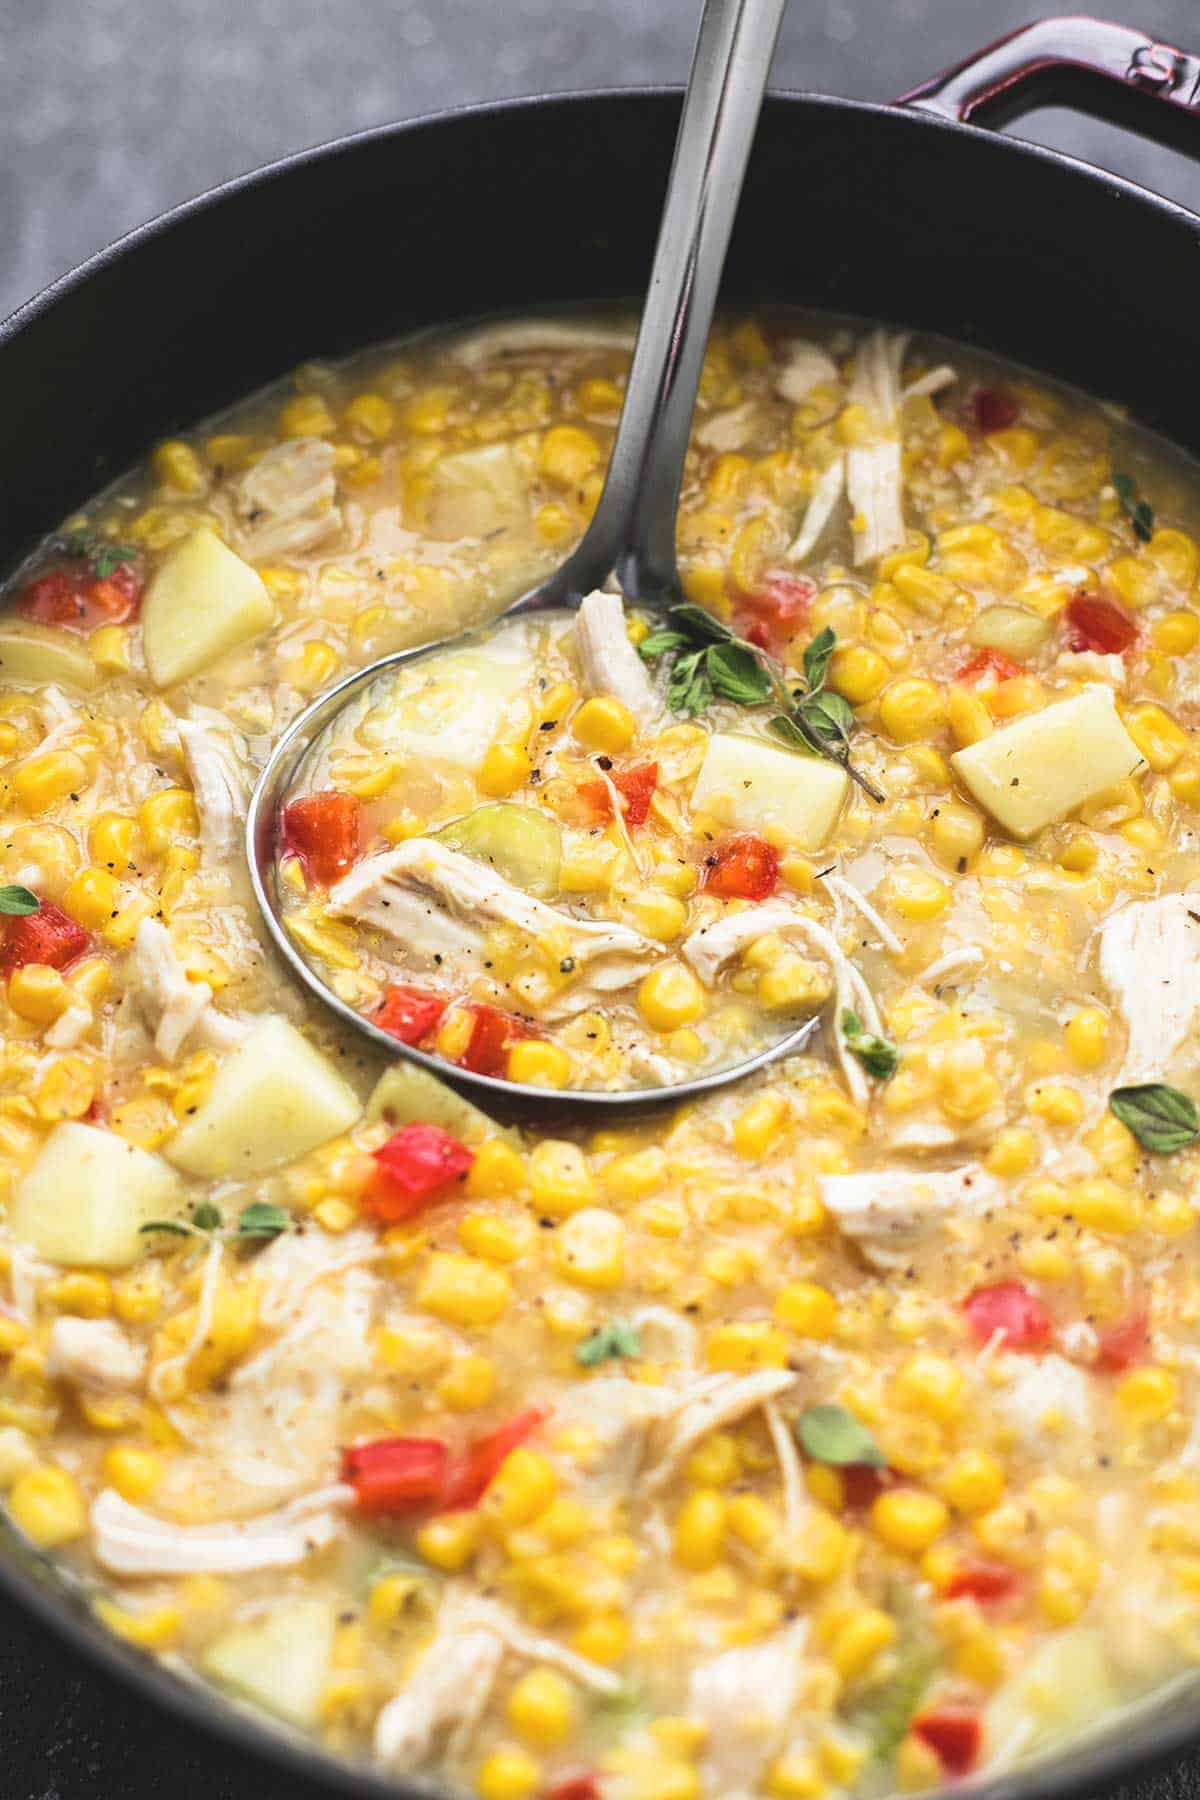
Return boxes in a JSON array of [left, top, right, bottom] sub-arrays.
[[787, 456, 844, 563], [126, 919, 245, 1060], [178, 709, 251, 863], [1097, 892, 1200, 1081], [688, 1621, 810, 1798], [774, 340, 839, 403], [235, 438, 343, 561], [329, 838, 657, 1017], [573, 589, 657, 724], [91, 1483, 352, 1577], [449, 318, 636, 370], [47, 1318, 145, 1391], [846, 329, 907, 564], [818, 1163, 998, 1268]]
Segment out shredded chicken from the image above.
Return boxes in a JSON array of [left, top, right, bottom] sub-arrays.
[[126, 919, 245, 1061], [91, 1483, 351, 1576], [846, 329, 907, 565], [774, 340, 839, 403], [995, 1353, 1095, 1447], [573, 590, 657, 725], [178, 709, 251, 863], [642, 1370, 798, 1494], [919, 944, 986, 988], [1097, 892, 1200, 1081], [821, 871, 904, 955], [688, 1621, 810, 1798], [329, 838, 657, 1017], [449, 318, 636, 370], [47, 1317, 145, 1391], [696, 401, 760, 452], [787, 456, 844, 563], [818, 1163, 998, 1268], [902, 363, 957, 401], [235, 438, 343, 561]]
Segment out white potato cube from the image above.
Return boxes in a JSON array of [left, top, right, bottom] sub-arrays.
[[366, 1062, 517, 1146], [357, 617, 541, 770], [952, 686, 1143, 839], [9, 1123, 183, 1268], [166, 1014, 361, 1178], [425, 442, 526, 540], [689, 731, 848, 850], [0, 623, 99, 691], [141, 526, 274, 688], [203, 1597, 335, 1728]]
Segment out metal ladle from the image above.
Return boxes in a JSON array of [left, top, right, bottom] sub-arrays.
[[247, 0, 823, 1111]]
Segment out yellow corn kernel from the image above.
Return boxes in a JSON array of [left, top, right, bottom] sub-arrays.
[[940, 1450, 1005, 1515], [575, 376, 624, 418], [342, 391, 395, 439], [572, 696, 637, 754], [895, 1734, 943, 1792], [61, 865, 121, 931], [1070, 1176, 1142, 1234], [34, 1054, 96, 1121], [288, 639, 340, 694], [9, 1464, 85, 1547], [433, 1008, 474, 1063], [870, 1488, 949, 1555], [1065, 1007, 1109, 1069], [625, 891, 688, 943], [674, 1488, 727, 1571], [7, 963, 70, 1027], [785, 1509, 851, 1584], [311, 1196, 357, 1234], [685, 1432, 741, 1487], [416, 1253, 511, 1327], [477, 741, 533, 798], [705, 1321, 788, 1371], [878, 678, 947, 744], [95, 1599, 182, 1651], [90, 624, 131, 673], [765, 1752, 826, 1800], [529, 1139, 596, 1216], [86, 813, 133, 871], [1169, 755, 1200, 803], [438, 1354, 496, 1411], [886, 864, 949, 921], [1153, 610, 1200, 655], [830, 1608, 897, 1682], [14, 748, 90, 815], [485, 1448, 558, 1528], [637, 963, 706, 1032], [947, 686, 992, 749], [774, 1281, 837, 1339], [894, 1354, 964, 1423], [366, 1569, 428, 1630], [44, 1270, 111, 1318], [279, 393, 334, 437], [1037, 1567, 1090, 1626], [102, 893, 154, 951], [508, 1039, 572, 1090], [1148, 1190, 1195, 1235], [985, 1127, 1037, 1179], [102, 1447, 163, 1502], [555, 1207, 625, 1289], [1124, 701, 1189, 772], [415, 1508, 482, 1571], [539, 426, 602, 487], [732, 1092, 788, 1159], [465, 1139, 527, 1198], [458, 1212, 524, 1265], [1024, 1081, 1085, 1129], [1116, 1366, 1177, 1424], [930, 803, 985, 869], [151, 439, 206, 493], [138, 788, 198, 855], [829, 646, 888, 705], [727, 1492, 778, 1554], [506, 1667, 575, 1748]]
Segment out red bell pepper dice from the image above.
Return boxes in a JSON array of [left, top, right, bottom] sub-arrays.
[[281, 790, 362, 887], [581, 762, 659, 828], [738, 571, 814, 650], [341, 1437, 450, 1515], [544, 1778, 602, 1800], [704, 833, 779, 901], [1064, 591, 1137, 654], [0, 900, 90, 975], [962, 1280, 1051, 1351], [373, 985, 447, 1046], [912, 1708, 982, 1776], [459, 1004, 536, 1078], [365, 1123, 474, 1222], [971, 386, 1019, 434], [944, 1559, 1019, 1603], [1096, 1308, 1149, 1372], [956, 648, 1025, 686], [440, 1407, 549, 1512], [15, 554, 144, 632]]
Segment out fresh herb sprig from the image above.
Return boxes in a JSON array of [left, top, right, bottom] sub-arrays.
[[638, 608, 883, 801], [841, 1008, 899, 1081], [1112, 472, 1155, 544], [140, 1201, 295, 1242], [1110, 1082, 1199, 1154], [56, 531, 139, 580], [0, 885, 38, 917]]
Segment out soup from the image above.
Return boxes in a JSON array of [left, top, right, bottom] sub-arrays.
[[1, 312, 1199, 1799]]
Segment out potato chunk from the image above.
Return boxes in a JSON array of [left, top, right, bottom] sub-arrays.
[[0, 622, 99, 691], [166, 1015, 361, 1178], [203, 1597, 335, 1728], [689, 732, 848, 850], [9, 1123, 183, 1268], [952, 686, 1144, 838], [141, 527, 273, 687], [425, 442, 526, 540]]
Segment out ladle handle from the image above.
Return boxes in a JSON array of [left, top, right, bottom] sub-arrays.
[[547, 0, 788, 607]]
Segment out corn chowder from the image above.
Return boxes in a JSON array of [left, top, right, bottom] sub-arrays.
[[2, 312, 1200, 1800]]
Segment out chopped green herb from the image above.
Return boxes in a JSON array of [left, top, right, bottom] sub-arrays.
[[576, 1317, 641, 1367], [802, 624, 837, 693], [1109, 1082, 1200, 1154], [138, 1219, 194, 1238], [1112, 471, 1155, 544], [57, 531, 139, 579], [0, 885, 39, 916], [842, 1009, 899, 1081], [796, 1403, 885, 1468], [236, 1202, 294, 1240], [193, 1202, 224, 1231], [850, 1591, 939, 1771]]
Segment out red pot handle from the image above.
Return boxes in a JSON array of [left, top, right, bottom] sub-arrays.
[[898, 14, 1200, 157]]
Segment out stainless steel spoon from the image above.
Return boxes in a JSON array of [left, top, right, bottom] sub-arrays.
[[247, 0, 821, 1111]]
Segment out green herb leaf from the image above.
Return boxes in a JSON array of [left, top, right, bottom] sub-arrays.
[[668, 603, 736, 645], [799, 689, 854, 747], [856, 1630, 938, 1769], [57, 531, 138, 578], [802, 626, 836, 694], [236, 1202, 293, 1240], [0, 885, 39, 916], [92, 544, 138, 578], [1110, 1082, 1200, 1153], [576, 1317, 641, 1367], [768, 713, 820, 755], [842, 1009, 899, 1081], [637, 629, 690, 661], [1112, 471, 1155, 544], [138, 1219, 194, 1238], [706, 641, 773, 706], [193, 1202, 224, 1231], [666, 648, 713, 717], [796, 1402, 885, 1467]]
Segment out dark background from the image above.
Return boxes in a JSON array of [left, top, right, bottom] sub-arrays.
[[0, 0, 1198, 1795]]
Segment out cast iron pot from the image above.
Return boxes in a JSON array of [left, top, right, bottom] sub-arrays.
[[1, 13, 1200, 1799]]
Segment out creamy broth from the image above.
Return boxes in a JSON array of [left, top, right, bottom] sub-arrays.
[[1, 313, 1200, 1798]]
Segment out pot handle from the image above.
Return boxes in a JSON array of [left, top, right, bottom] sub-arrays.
[[898, 14, 1200, 158]]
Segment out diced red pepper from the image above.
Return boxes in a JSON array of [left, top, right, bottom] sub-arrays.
[[440, 1407, 549, 1512], [971, 386, 1019, 435], [14, 555, 144, 633], [365, 1123, 474, 1222], [840, 1463, 892, 1510], [737, 571, 815, 651], [956, 647, 1025, 686], [373, 984, 447, 1047], [1064, 591, 1138, 655], [581, 762, 659, 828], [1095, 1308, 1149, 1372], [0, 900, 90, 975], [963, 1280, 1052, 1351], [544, 1778, 602, 1800], [944, 1559, 1020, 1603], [341, 1436, 450, 1516], [281, 790, 362, 887], [912, 1708, 982, 1776], [459, 1003, 537, 1079], [704, 833, 779, 901]]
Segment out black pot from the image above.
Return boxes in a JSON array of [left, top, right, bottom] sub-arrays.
[[1, 14, 1199, 1798]]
